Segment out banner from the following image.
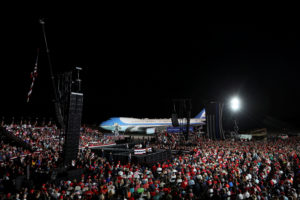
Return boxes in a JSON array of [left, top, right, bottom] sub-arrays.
[[167, 126, 193, 133], [134, 149, 146, 155]]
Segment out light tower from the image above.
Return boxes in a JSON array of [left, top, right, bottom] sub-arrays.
[[230, 96, 241, 134]]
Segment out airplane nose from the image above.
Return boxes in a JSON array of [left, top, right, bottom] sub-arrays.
[[100, 119, 111, 126], [100, 121, 108, 126]]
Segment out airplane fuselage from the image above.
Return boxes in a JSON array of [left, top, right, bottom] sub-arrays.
[[100, 109, 206, 133]]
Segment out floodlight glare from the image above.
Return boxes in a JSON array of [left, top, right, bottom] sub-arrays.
[[230, 97, 240, 111]]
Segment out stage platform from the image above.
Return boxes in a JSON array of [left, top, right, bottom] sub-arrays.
[[91, 144, 172, 166], [79, 143, 117, 149], [113, 149, 171, 165]]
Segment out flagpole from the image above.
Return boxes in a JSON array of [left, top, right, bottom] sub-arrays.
[[39, 19, 64, 130]]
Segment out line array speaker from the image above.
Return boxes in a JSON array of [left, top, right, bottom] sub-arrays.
[[205, 102, 224, 140], [171, 114, 179, 127], [63, 92, 83, 165]]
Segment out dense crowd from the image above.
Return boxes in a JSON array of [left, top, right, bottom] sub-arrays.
[[1, 123, 300, 199], [4, 124, 117, 151], [155, 131, 201, 150], [80, 128, 120, 148]]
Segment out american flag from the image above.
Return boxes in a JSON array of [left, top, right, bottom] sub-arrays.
[[27, 49, 39, 103]]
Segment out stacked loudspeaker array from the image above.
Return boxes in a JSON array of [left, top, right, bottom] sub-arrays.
[[172, 99, 191, 140], [171, 113, 179, 127], [63, 92, 83, 165], [205, 102, 225, 140]]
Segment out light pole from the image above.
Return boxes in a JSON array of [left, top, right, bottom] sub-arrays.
[[230, 97, 241, 135]]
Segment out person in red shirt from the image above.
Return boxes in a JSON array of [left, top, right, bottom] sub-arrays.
[[181, 179, 188, 189]]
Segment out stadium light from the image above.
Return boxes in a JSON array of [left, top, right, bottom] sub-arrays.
[[230, 96, 240, 112]]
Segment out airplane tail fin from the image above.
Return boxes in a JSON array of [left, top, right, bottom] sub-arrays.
[[194, 109, 206, 119]]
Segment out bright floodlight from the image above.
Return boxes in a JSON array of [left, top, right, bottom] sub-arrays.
[[230, 97, 240, 111]]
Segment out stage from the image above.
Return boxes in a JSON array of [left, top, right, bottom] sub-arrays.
[[91, 144, 172, 165]]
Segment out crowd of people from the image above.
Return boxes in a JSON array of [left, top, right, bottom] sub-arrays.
[[155, 131, 201, 150], [79, 128, 119, 148], [1, 122, 300, 199], [4, 124, 117, 151]]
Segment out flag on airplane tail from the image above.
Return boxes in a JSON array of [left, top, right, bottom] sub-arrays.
[[27, 49, 39, 103]]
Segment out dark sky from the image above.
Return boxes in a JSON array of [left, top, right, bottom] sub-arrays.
[[1, 15, 300, 130]]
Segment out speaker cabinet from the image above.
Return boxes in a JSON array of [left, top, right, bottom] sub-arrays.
[[205, 102, 224, 140], [171, 114, 179, 127], [63, 92, 83, 165]]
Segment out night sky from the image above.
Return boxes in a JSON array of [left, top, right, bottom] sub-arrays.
[[1, 15, 300, 131]]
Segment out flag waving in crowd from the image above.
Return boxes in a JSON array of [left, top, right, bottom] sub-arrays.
[[27, 49, 39, 103]]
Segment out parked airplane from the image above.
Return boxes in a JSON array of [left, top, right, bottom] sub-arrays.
[[99, 109, 205, 134]]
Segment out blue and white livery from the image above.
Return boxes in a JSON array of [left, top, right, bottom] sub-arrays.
[[99, 109, 206, 133]]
